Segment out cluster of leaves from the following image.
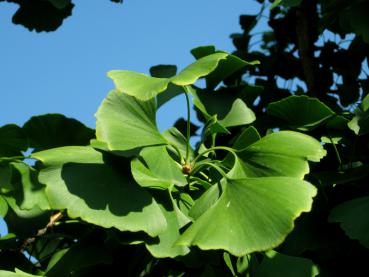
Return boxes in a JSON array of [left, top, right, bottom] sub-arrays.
[[0, 48, 327, 276], [0, 0, 123, 32], [1, 0, 369, 276], [225, 0, 369, 275]]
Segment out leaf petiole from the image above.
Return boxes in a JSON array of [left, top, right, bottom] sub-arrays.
[[183, 86, 192, 164]]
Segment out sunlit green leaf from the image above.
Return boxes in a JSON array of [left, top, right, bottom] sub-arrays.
[[6, 162, 50, 210], [95, 90, 166, 152], [145, 191, 190, 258], [108, 70, 170, 101], [177, 177, 316, 256], [227, 131, 326, 179], [170, 53, 228, 86], [219, 98, 256, 128], [131, 146, 187, 189], [163, 127, 194, 161], [32, 146, 166, 236], [0, 269, 40, 277], [348, 94, 369, 135]]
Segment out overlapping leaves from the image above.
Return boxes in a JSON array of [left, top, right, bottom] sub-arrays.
[[0, 49, 329, 276]]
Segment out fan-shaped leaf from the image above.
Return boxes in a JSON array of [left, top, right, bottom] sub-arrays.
[[131, 146, 187, 189], [256, 250, 319, 277], [170, 53, 228, 86], [227, 131, 326, 179], [145, 191, 190, 258], [32, 146, 166, 237], [329, 196, 369, 248], [95, 90, 166, 153], [23, 114, 94, 152], [267, 96, 335, 131], [108, 71, 170, 101], [177, 177, 317, 256]]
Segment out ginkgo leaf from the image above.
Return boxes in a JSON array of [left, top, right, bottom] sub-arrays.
[[177, 177, 317, 256], [95, 90, 166, 153], [227, 131, 326, 179], [131, 146, 187, 189], [32, 146, 167, 237], [145, 191, 190, 258], [107, 71, 170, 101], [267, 96, 335, 131], [329, 196, 369, 248], [170, 53, 228, 86]]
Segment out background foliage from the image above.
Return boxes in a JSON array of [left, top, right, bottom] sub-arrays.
[[1, 0, 369, 276]]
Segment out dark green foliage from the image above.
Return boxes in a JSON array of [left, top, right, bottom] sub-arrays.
[[1, 0, 369, 276], [0, 0, 123, 32]]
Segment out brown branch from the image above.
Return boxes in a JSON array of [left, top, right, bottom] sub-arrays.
[[295, 0, 318, 97], [19, 211, 63, 253]]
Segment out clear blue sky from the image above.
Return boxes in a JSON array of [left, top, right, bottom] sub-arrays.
[[1, 0, 262, 132], [0, 0, 264, 236]]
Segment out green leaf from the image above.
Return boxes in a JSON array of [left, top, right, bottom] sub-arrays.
[[348, 94, 369, 135], [108, 71, 170, 101], [219, 98, 256, 128], [329, 196, 369, 248], [0, 162, 13, 193], [163, 127, 194, 161], [177, 177, 317, 256], [190, 46, 259, 89], [0, 125, 28, 157], [193, 89, 256, 128], [228, 131, 326, 179], [0, 269, 40, 277], [0, 195, 8, 217], [205, 55, 259, 89], [6, 162, 50, 210], [170, 53, 228, 86], [95, 90, 166, 153], [188, 184, 221, 220], [23, 114, 94, 152], [267, 96, 335, 131], [108, 53, 236, 101], [32, 146, 167, 237], [131, 146, 187, 189], [255, 250, 319, 277], [145, 191, 190, 258], [270, 0, 282, 10], [232, 127, 261, 151]]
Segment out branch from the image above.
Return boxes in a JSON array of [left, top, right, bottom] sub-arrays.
[[19, 211, 63, 253], [295, 0, 318, 97]]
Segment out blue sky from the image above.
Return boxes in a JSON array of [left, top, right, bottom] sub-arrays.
[[1, 0, 262, 132], [0, 0, 264, 236]]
